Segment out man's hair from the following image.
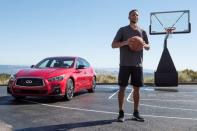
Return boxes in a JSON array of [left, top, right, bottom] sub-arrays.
[[129, 9, 138, 15]]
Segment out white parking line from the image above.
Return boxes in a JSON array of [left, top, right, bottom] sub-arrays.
[[23, 99, 119, 115], [126, 89, 133, 102], [110, 97, 197, 103], [108, 90, 119, 99], [109, 89, 197, 112], [140, 99, 197, 103], [22, 99, 197, 121], [178, 92, 197, 94], [108, 89, 134, 100], [127, 97, 197, 112], [109, 90, 197, 103], [141, 114, 197, 121]]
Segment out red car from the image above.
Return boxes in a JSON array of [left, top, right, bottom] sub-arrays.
[[7, 56, 96, 100]]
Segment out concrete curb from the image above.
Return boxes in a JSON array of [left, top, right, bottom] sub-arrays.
[[0, 121, 13, 131], [154, 87, 178, 92]]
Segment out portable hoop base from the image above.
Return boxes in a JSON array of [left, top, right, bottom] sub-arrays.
[[154, 47, 178, 86]]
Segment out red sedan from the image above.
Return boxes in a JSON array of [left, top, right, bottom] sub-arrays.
[[7, 56, 96, 100]]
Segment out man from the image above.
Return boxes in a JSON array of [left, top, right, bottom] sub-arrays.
[[111, 9, 150, 122]]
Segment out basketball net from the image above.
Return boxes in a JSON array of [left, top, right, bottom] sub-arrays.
[[165, 27, 176, 38]]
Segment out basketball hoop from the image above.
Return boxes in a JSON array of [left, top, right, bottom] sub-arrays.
[[149, 10, 191, 87], [165, 27, 176, 34], [165, 27, 176, 38]]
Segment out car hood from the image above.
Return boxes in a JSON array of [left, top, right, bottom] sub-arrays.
[[16, 68, 71, 78]]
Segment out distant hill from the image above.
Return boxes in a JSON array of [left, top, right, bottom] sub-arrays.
[[95, 68, 119, 76]]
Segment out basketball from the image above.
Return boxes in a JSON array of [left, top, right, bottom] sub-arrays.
[[128, 36, 144, 51]]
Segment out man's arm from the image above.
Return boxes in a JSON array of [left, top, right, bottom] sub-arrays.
[[111, 40, 128, 48], [112, 27, 127, 48], [142, 30, 150, 51], [143, 43, 150, 50]]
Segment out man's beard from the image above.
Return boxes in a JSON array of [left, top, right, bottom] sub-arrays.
[[131, 20, 137, 24]]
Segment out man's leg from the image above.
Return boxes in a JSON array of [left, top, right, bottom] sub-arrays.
[[131, 67, 144, 121], [132, 86, 144, 122], [117, 86, 126, 122], [117, 67, 130, 122], [133, 86, 140, 111], [118, 87, 126, 111]]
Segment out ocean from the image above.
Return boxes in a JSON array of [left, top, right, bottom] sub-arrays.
[[0, 65, 29, 75], [0, 65, 154, 77]]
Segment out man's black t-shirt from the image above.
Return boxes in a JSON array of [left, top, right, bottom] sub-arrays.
[[113, 25, 149, 67]]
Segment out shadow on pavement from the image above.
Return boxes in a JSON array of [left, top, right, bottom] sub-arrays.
[[16, 119, 117, 131], [0, 96, 37, 105]]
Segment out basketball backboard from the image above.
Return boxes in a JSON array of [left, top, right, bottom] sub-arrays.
[[149, 10, 191, 35]]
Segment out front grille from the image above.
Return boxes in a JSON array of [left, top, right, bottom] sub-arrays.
[[13, 90, 47, 95], [16, 78, 44, 86]]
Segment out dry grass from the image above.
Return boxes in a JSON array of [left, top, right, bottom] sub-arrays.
[[144, 76, 154, 83], [96, 74, 117, 83], [1, 69, 197, 85], [0, 73, 10, 85]]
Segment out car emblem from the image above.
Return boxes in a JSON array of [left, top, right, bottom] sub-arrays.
[[25, 80, 32, 84]]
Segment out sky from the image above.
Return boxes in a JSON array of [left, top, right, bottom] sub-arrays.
[[0, 0, 196, 71]]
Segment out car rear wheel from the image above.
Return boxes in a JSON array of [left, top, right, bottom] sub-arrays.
[[65, 78, 74, 101], [88, 77, 96, 93]]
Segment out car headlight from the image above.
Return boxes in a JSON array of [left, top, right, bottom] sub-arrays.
[[48, 75, 66, 82]]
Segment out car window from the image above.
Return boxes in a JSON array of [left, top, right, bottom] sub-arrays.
[[36, 58, 74, 68], [51, 60, 74, 68], [81, 58, 90, 67], [76, 58, 90, 68], [38, 59, 50, 68], [76, 59, 84, 69]]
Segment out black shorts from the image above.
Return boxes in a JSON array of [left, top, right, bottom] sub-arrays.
[[118, 66, 143, 87]]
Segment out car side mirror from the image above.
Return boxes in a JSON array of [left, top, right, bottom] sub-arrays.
[[31, 65, 35, 68], [77, 65, 85, 69]]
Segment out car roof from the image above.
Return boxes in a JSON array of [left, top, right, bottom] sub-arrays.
[[45, 56, 81, 60]]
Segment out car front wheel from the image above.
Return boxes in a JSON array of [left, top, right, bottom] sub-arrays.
[[65, 78, 74, 101], [13, 95, 26, 100]]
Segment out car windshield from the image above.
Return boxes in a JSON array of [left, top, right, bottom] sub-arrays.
[[36, 58, 75, 68]]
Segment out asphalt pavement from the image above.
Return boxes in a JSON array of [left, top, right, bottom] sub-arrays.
[[1, 85, 197, 131]]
